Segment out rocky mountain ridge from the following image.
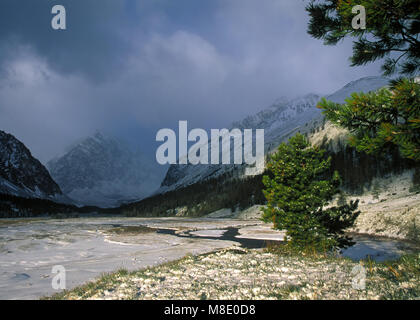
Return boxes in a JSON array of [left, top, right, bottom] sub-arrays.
[[0, 130, 63, 200]]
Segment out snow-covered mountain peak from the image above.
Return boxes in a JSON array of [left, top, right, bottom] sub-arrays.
[[47, 132, 163, 207], [158, 76, 390, 193], [0, 130, 63, 199], [326, 76, 389, 104], [232, 93, 320, 130]]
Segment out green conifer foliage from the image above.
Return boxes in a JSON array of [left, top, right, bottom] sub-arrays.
[[262, 134, 360, 251], [306, 0, 420, 76], [318, 79, 420, 162]]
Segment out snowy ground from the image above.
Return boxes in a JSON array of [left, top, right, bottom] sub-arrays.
[[50, 247, 420, 300], [0, 217, 243, 299], [346, 170, 420, 241], [0, 215, 417, 299]]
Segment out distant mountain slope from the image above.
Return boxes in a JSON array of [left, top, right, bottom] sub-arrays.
[[0, 130, 63, 200], [158, 76, 390, 193], [47, 132, 162, 207]]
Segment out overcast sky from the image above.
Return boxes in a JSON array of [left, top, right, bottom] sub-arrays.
[[0, 0, 382, 163]]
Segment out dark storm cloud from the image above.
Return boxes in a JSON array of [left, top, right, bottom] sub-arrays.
[[0, 0, 382, 163], [0, 0, 226, 80], [0, 0, 136, 80]]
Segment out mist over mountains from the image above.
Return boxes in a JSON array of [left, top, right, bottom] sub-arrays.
[[0, 76, 390, 209], [47, 132, 164, 207], [159, 76, 390, 193]]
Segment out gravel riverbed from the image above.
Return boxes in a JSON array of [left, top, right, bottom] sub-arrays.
[[50, 247, 420, 300]]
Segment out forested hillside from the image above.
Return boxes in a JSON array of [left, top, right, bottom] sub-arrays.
[[120, 120, 419, 218]]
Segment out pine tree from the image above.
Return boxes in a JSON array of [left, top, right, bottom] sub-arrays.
[[318, 78, 420, 162], [262, 134, 360, 251], [306, 0, 420, 76]]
